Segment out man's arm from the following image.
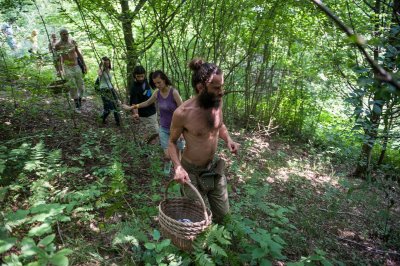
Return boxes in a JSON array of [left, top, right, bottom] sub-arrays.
[[219, 123, 239, 154], [128, 84, 140, 120], [168, 109, 189, 183], [54, 44, 63, 76], [74, 41, 87, 74]]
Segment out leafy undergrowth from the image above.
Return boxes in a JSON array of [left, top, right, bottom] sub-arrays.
[[1, 94, 399, 265]]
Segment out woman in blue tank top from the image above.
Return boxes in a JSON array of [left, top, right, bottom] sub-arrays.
[[123, 70, 185, 175]]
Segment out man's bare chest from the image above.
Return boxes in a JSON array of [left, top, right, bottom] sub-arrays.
[[57, 43, 75, 55], [185, 112, 222, 137]]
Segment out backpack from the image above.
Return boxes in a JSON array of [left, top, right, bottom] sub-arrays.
[[94, 77, 100, 93], [77, 57, 85, 74]]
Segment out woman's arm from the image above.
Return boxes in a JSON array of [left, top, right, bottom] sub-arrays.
[[132, 89, 158, 109], [172, 89, 183, 107], [97, 67, 103, 77]]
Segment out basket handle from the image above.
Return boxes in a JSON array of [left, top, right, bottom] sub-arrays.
[[164, 179, 209, 223]]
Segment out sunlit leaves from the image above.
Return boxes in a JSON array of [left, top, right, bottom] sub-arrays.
[[0, 238, 17, 254]]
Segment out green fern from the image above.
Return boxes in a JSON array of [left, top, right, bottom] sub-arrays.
[[109, 161, 127, 195], [195, 252, 215, 266], [192, 224, 231, 265], [208, 243, 227, 257], [24, 141, 46, 172]]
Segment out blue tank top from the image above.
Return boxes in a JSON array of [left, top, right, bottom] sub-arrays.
[[157, 88, 177, 130]]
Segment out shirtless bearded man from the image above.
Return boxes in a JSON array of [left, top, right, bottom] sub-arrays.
[[55, 28, 87, 113], [168, 58, 239, 223]]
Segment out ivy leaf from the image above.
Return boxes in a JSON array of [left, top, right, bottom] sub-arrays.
[[156, 253, 164, 264], [153, 229, 161, 241], [144, 242, 156, 250], [38, 234, 55, 247], [28, 223, 52, 237], [55, 248, 73, 256], [5, 209, 30, 227], [0, 238, 17, 254], [260, 259, 273, 266], [49, 254, 69, 266], [21, 238, 39, 257], [272, 234, 286, 245], [3, 254, 23, 266], [156, 239, 171, 252], [251, 247, 267, 259]]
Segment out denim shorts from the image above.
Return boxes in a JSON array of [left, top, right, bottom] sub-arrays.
[[159, 126, 185, 150]]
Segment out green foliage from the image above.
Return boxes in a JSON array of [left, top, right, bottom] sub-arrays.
[[0, 141, 74, 265], [287, 249, 338, 266], [193, 224, 231, 265]]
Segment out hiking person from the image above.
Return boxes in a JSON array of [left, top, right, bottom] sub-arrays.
[[98, 56, 120, 127], [26, 29, 38, 54], [48, 33, 57, 53], [48, 33, 58, 73], [127, 65, 159, 143], [1, 19, 17, 51], [168, 58, 239, 223], [55, 28, 87, 113], [123, 70, 185, 175]]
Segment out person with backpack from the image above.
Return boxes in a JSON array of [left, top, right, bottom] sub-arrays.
[[98, 56, 120, 126], [127, 65, 159, 143], [55, 28, 87, 113], [1, 18, 17, 51]]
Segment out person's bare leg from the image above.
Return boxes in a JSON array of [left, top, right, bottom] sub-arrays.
[[163, 149, 172, 176]]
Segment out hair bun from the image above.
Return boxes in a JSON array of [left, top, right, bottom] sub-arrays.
[[188, 58, 204, 71]]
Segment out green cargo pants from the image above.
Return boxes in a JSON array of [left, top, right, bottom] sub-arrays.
[[181, 157, 229, 223]]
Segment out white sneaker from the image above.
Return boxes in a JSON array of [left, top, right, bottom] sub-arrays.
[[75, 108, 81, 113]]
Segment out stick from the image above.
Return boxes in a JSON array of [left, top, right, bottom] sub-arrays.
[[337, 236, 400, 257]]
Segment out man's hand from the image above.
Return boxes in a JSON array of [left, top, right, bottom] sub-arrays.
[[226, 139, 239, 155], [174, 165, 190, 184], [132, 113, 139, 123]]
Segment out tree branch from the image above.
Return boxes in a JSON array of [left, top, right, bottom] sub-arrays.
[[337, 236, 400, 257], [310, 0, 400, 92]]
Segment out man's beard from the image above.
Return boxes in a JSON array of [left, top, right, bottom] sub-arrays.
[[198, 89, 221, 109]]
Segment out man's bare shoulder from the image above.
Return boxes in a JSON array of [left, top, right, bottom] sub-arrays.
[[178, 97, 198, 110], [173, 98, 194, 117], [54, 41, 61, 50]]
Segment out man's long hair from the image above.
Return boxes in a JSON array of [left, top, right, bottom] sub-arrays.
[[188, 58, 222, 94]]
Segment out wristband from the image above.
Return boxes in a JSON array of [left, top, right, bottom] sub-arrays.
[[136, 104, 140, 109]]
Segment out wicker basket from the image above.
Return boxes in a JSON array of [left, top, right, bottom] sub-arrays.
[[158, 180, 212, 251]]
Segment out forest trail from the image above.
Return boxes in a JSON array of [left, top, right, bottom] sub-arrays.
[[1, 92, 399, 264]]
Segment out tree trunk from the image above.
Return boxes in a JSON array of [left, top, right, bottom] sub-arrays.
[[119, 0, 139, 97], [377, 103, 393, 165], [353, 0, 384, 178]]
